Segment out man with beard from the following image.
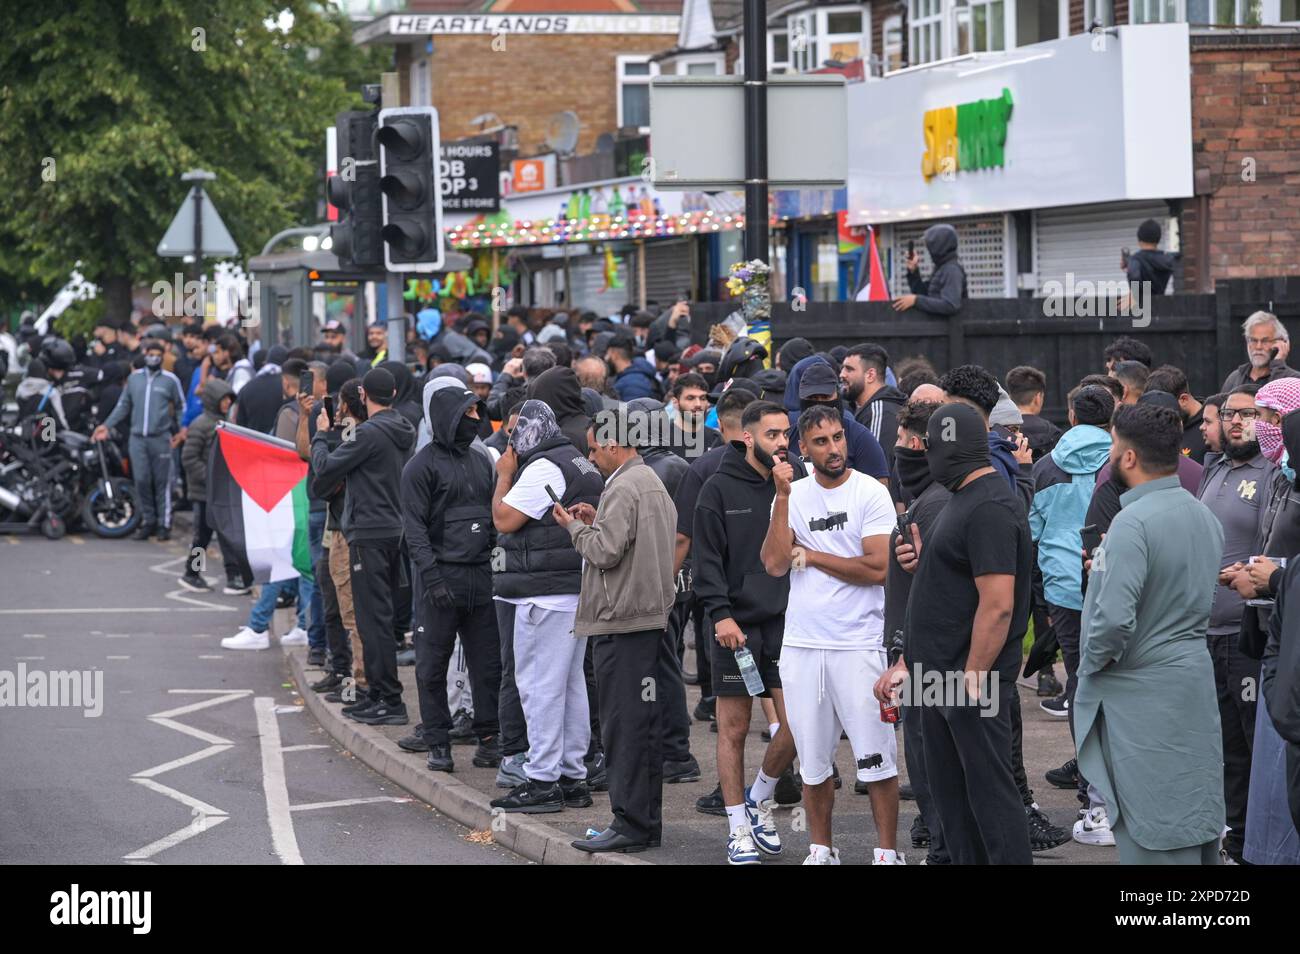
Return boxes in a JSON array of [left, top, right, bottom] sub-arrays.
[[761, 405, 899, 865], [692, 401, 799, 864], [1195, 385, 1281, 863], [1145, 365, 1206, 463], [360, 322, 388, 366], [1201, 393, 1226, 467], [666, 372, 720, 461], [890, 403, 1033, 865], [784, 356, 889, 488], [1077, 404, 1225, 864], [841, 344, 906, 473], [1221, 311, 1298, 392]]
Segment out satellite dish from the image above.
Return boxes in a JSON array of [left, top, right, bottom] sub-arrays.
[[595, 133, 616, 154], [545, 110, 581, 156]]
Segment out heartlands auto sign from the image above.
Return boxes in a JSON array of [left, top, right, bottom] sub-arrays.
[[922, 88, 1013, 182]]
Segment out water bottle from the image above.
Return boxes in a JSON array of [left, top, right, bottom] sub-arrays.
[[734, 647, 764, 696]]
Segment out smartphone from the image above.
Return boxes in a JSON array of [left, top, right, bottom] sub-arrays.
[[1121, 246, 1131, 269], [896, 512, 912, 540], [1081, 524, 1102, 559], [544, 484, 562, 506], [907, 239, 915, 256], [299, 370, 314, 396], [322, 395, 335, 427]]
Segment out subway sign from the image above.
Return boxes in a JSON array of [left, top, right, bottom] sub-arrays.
[[921, 88, 1014, 182]]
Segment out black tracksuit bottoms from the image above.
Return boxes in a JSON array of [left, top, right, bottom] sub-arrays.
[[348, 539, 404, 704], [494, 601, 529, 758], [415, 597, 501, 747], [593, 629, 663, 843]]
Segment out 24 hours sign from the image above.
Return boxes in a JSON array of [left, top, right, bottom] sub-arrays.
[[440, 141, 500, 211]]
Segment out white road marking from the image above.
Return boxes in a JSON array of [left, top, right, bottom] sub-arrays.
[[280, 744, 330, 753], [0, 607, 231, 615], [255, 695, 304, 865], [130, 777, 228, 818], [289, 796, 412, 813], [107, 655, 130, 660], [15, 656, 44, 661], [122, 815, 229, 862], [197, 654, 224, 660], [132, 744, 233, 779], [106, 633, 130, 639], [273, 705, 303, 715], [22, 633, 45, 639]]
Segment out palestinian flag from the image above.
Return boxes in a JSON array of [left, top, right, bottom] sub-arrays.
[[208, 423, 313, 584]]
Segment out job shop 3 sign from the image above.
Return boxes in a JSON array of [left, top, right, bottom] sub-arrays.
[[440, 142, 500, 212]]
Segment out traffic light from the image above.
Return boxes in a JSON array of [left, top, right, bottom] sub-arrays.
[[377, 106, 444, 272], [328, 110, 382, 268]]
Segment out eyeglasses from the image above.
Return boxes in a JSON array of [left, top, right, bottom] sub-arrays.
[[1247, 336, 1280, 347], [1223, 408, 1260, 421]]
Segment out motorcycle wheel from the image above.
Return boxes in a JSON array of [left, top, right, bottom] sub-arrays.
[[81, 478, 141, 538], [41, 513, 66, 540]]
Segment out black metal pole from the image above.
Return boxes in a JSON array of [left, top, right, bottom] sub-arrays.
[[742, 0, 768, 264], [192, 187, 204, 311]]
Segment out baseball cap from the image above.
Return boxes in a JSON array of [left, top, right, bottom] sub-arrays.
[[797, 361, 840, 400], [361, 367, 396, 405], [322, 319, 347, 334], [465, 362, 492, 385]]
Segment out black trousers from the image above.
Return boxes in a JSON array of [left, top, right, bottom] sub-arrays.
[[348, 540, 403, 704], [392, 539, 413, 643], [191, 501, 248, 585], [660, 602, 693, 764], [585, 638, 602, 759], [691, 598, 714, 702], [1288, 742, 1300, 836], [1007, 675, 1032, 806], [317, 549, 350, 677], [415, 597, 501, 746], [1208, 630, 1260, 858], [902, 701, 949, 863], [919, 669, 1031, 865], [494, 601, 528, 758], [593, 630, 663, 842]]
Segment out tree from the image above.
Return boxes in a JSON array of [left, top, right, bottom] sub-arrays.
[[0, 1, 388, 323]]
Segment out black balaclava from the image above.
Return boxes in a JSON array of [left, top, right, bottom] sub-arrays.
[[453, 413, 479, 450], [925, 403, 991, 492], [1283, 410, 1300, 489], [894, 445, 933, 498]]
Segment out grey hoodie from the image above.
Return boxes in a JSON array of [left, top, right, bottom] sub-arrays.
[[906, 223, 967, 317]]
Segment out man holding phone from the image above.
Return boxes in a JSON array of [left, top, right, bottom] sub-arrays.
[[892, 224, 967, 317]]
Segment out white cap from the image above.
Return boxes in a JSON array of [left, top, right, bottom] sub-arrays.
[[465, 362, 492, 385]]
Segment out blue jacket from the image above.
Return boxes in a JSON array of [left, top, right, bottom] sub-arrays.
[[1029, 424, 1112, 610], [613, 357, 660, 401], [783, 355, 889, 479]]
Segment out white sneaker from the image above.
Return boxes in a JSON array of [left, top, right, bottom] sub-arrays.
[[1072, 806, 1116, 846], [802, 844, 841, 865], [221, 627, 270, 651], [873, 847, 906, 865], [279, 627, 308, 646], [727, 829, 762, 865], [744, 785, 782, 855]]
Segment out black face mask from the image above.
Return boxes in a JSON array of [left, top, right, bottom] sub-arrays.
[[453, 414, 479, 449], [894, 445, 933, 497], [926, 405, 992, 492]]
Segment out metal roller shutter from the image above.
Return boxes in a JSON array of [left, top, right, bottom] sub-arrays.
[[1033, 202, 1173, 296], [886, 215, 1008, 298], [568, 250, 633, 318], [640, 238, 695, 306]]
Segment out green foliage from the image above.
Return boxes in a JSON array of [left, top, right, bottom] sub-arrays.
[[0, 1, 388, 315], [54, 296, 107, 340]]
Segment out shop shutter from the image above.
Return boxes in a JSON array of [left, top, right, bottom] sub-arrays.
[[639, 238, 695, 306], [1033, 202, 1172, 296], [886, 215, 1008, 298], [567, 249, 633, 318]]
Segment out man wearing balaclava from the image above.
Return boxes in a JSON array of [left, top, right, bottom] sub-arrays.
[[887, 402, 1033, 864], [400, 380, 502, 775]]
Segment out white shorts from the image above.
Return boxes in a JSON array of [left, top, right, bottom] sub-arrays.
[[778, 646, 898, 786]]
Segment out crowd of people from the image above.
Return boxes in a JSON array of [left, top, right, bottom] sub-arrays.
[[9, 298, 1300, 866]]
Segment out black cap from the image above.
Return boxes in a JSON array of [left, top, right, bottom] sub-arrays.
[[361, 367, 396, 405], [653, 340, 680, 364], [797, 361, 840, 400], [1137, 389, 1179, 412]]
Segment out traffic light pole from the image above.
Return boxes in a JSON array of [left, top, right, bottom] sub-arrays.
[[742, 0, 768, 265], [382, 72, 406, 363]]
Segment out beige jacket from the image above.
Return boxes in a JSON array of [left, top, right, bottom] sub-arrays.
[[567, 456, 677, 637]]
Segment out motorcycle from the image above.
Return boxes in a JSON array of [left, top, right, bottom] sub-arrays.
[[0, 422, 140, 539]]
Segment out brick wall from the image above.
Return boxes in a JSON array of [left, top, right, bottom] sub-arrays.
[[1183, 35, 1300, 288], [397, 33, 677, 155]]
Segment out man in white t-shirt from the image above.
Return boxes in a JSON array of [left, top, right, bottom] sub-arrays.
[[761, 403, 901, 865]]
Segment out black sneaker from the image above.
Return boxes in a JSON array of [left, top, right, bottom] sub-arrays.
[[899, 781, 916, 800], [695, 784, 726, 816], [774, 768, 802, 806], [490, 779, 563, 814], [178, 570, 211, 592], [761, 728, 772, 742], [663, 756, 701, 784], [341, 696, 379, 715], [692, 699, 716, 723], [307, 648, 326, 667], [310, 672, 346, 693], [911, 815, 931, 849], [426, 744, 454, 773], [223, 578, 252, 596], [559, 776, 593, 808], [472, 736, 502, 768], [449, 708, 476, 744], [398, 728, 430, 753], [155, 527, 171, 542], [275, 590, 296, 609], [854, 778, 870, 795], [585, 752, 608, 792], [1045, 758, 1080, 789], [351, 702, 409, 726], [1040, 695, 1069, 718], [325, 688, 362, 704], [132, 524, 155, 541], [1027, 805, 1071, 851], [832, 764, 842, 790], [1037, 671, 1064, 697]]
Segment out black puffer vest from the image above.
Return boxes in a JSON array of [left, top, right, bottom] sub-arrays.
[[493, 437, 605, 598]]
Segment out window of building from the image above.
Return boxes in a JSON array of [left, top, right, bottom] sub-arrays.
[[910, 0, 946, 64], [769, 29, 791, 73], [882, 14, 905, 72], [1016, 0, 1063, 44], [409, 56, 431, 107], [787, 5, 868, 72], [1281, 0, 1300, 20], [953, 0, 1006, 53], [617, 56, 658, 130], [1084, 0, 1114, 26], [1185, 0, 1263, 21]]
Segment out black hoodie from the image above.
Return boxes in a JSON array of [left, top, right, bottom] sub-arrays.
[[311, 406, 416, 544], [906, 223, 967, 317], [692, 443, 790, 626], [527, 366, 591, 455], [380, 360, 423, 432], [852, 384, 907, 471], [401, 384, 496, 604], [1127, 248, 1177, 295]]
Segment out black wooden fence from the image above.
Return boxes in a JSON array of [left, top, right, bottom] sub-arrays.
[[688, 277, 1300, 424]]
